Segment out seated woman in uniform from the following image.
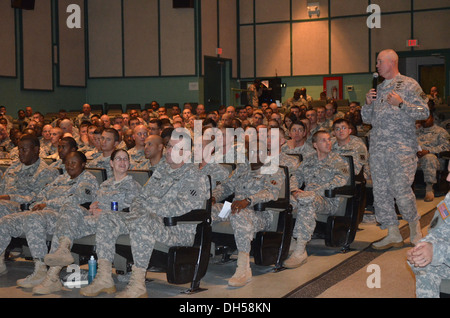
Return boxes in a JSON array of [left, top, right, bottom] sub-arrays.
[[31, 148, 142, 295]]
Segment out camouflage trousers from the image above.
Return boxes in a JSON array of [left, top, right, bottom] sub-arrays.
[[49, 205, 99, 254], [127, 213, 197, 269], [370, 151, 419, 229], [0, 209, 58, 259], [0, 201, 21, 218], [94, 210, 130, 263], [418, 153, 441, 184], [410, 263, 450, 298], [292, 191, 337, 243], [212, 203, 273, 253]]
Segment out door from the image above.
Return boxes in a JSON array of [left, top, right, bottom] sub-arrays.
[[204, 56, 230, 110]]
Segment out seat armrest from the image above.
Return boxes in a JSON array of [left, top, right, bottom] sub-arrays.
[[164, 209, 209, 226], [325, 185, 355, 198]]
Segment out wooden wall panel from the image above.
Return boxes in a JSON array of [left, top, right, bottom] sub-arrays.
[[160, 0, 196, 76], [88, 0, 123, 78], [219, 0, 238, 78], [58, 0, 86, 86], [330, 17, 369, 74], [22, 0, 53, 90], [255, 23, 291, 77], [0, 2, 16, 77], [123, 0, 159, 77], [239, 25, 254, 78], [292, 20, 329, 76]]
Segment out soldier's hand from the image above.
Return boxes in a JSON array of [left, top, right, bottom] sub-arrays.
[[387, 91, 403, 107], [231, 199, 249, 214], [365, 89, 376, 105]]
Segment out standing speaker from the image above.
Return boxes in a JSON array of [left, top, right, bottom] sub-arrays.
[[11, 0, 35, 10]]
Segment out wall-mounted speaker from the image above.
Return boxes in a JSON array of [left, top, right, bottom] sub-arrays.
[[11, 0, 35, 10], [173, 0, 194, 8]]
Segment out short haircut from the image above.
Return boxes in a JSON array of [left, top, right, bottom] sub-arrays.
[[311, 130, 330, 144], [289, 120, 306, 131], [332, 118, 350, 129], [68, 151, 87, 164], [61, 136, 78, 150], [19, 133, 40, 148], [103, 127, 120, 142]]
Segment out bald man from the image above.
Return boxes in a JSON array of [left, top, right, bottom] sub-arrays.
[[131, 134, 165, 171], [362, 49, 430, 250]]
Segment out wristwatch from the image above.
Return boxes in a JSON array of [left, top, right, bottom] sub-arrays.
[[398, 101, 404, 109], [245, 197, 252, 206]]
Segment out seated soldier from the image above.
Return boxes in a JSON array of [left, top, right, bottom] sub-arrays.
[[87, 128, 120, 178], [0, 134, 59, 218], [0, 151, 97, 289], [78, 124, 98, 155], [196, 127, 230, 190], [211, 135, 284, 287], [331, 118, 369, 179], [284, 130, 349, 268], [84, 127, 104, 160], [128, 125, 148, 166], [130, 134, 165, 171], [43, 127, 63, 159], [39, 124, 53, 156], [33, 149, 141, 295], [49, 136, 78, 172], [407, 165, 450, 298], [281, 120, 315, 158], [80, 129, 209, 298], [416, 114, 450, 201]]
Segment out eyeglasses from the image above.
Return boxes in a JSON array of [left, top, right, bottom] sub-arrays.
[[334, 126, 348, 132], [113, 157, 129, 162]]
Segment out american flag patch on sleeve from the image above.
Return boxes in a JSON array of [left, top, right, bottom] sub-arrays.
[[437, 201, 449, 221]]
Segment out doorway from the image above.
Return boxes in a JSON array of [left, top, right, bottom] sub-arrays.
[[204, 56, 231, 111]]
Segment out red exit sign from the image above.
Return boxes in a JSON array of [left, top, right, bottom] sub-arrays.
[[407, 39, 419, 47]]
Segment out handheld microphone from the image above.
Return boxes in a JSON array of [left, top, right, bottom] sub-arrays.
[[372, 72, 379, 100], [372, 72, 379, 90]]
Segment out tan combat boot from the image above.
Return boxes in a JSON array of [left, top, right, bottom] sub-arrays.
[[17, 259, 47, 288], [409, 221, 423, 246], [283, 241, 308, 269], [32, 266, 63, 295], [424, 183, 435, 202], [80, 259, 116, 297], [372, 225, 404, 250], [115, 265, 148, 298], [0, 252, 7, 276], [44, 236, 74, 267], [228, 252, 252, 287]]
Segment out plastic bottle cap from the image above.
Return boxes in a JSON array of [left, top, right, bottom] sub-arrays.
[[90, 256, 95, 260]]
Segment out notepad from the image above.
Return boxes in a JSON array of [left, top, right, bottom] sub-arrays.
[[218, 201, 232, 219]]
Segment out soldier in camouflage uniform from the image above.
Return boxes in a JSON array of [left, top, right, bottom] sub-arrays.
[[416, 113, 450, 202], [33, 149, 141, 295], [130, 134, 165, 171], [0, 134, 59, 218], [81, 132, 209, 298], [284, 130, 349, 269], [362, 49, 429, 249], [407, 183, 450, 298], [281, 121, 315, 158], [196, 127, 231, 190], [48, 136, 78, 173], [331, 118, 369, 179], [87, 128, 120, 179], [127, 125, 148, 166], [211, 137, 284, 287], [0, 151, 97, 289]]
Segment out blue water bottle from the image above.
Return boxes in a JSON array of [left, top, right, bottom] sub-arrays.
[[88, 255, 97, 284]]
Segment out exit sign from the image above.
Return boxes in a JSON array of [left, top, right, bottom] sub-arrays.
[[407, 39, 419, 47]]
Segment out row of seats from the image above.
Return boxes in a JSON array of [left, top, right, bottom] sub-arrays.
[[4, 155, 364, 293]]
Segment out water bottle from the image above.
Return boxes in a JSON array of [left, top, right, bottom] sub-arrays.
[[88, 256, 97, 284]]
